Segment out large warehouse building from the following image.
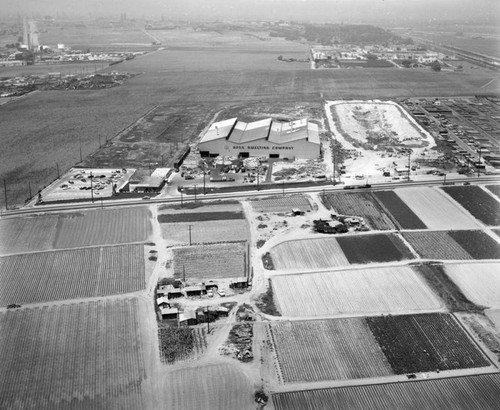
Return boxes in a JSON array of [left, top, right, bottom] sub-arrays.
[[197, 118, 320, 160]]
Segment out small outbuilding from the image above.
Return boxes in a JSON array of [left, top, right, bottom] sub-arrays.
[[179, 310, 198, 326], [230, 277, 249, 289], [160, 307, 179, 320], [184, 284, 206, 297], [156, 296, 170, 308]]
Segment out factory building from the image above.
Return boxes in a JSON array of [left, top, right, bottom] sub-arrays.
[[198, 118, 320, 160]]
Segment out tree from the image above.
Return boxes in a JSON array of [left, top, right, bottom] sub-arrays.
[[431, 60, 442, 71], [401, 59, 412, 68]]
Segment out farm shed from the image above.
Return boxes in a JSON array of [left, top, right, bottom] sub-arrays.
[[158, 284, 183, 299], [156, 296, 170, 308], [204, 281, 218, 291], [160, 307, 179, 320], [179, 310, 198, 326], [183, 285, 206, 297], [198, 117, 320, 160], [230, 277, 249, 289]]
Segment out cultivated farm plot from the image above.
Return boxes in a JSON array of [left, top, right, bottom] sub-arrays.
[[402, 231, 473, 260], [485, 184, 500, 200], [373, 190, 427, 229], [272, 373, 500, 410], [0, 207, 152, 255], [445, 263, 500, 308], [322, 191, 396, 230], [0, 298, 147, 410], [269, 319, 392, 383], [268, 238, 349, 271], [442, 185, 500, 226], [336, 233, 414, 264], [366, 313, 491, 374], [271, 266, 442, 317], [395, 187, 480, 230], [448, 230, 500, 260], [0, 244, 145, 306], [161, 220, 249, 245], [173, 243, 246, 279], [158, 326, 207, 364], [250, 195, 312, 213], [162, 363, 254, 410]]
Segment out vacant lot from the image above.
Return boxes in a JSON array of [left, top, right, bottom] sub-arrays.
[[442, 185, 500, 226], [173, 243, 246, 279], [336, 233, 414, 264], [445, 263, 500, 308], [373, 191, 427, 229], [0, 244, 145, 306], [250, 195, 312, 213], [366, 313, 490, 374], [162, 220, 249, 245], [271, 266, 442, 317], [395, 187, 481, 230], [269, 319, 391, 383], [322, 191, 396, 230], [402, 231, 473, 260], [272, 373, 500, 410], [0, 298, 147, 410], [268, 237, 349, 271], [162, 363, 254, 410]]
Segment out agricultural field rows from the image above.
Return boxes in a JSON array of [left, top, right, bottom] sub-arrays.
[[173, 243, 246, 279], [158, 326, 207, 364], [269, 319, 392, 383], [373, 190, 427, 229], [0, 244, 145, 306], [272, 266, 442, 317], [322, 191, 396, 230], [157, 211, 244, 223], [272, 373, 500, 410], [0, 298, 146, 410], [0, 207, 151, 255], [445, 263, 500, 308], [395, 187, 480, 230], [336, 233, 414, 264], [162, 363, 254, 410], [268, 238, 349, 270], [448, 230, 500, 259], [161, 220, 249, 245], [485, 184, 500, 200], [402, 231, 474, 260], [250, 195, 312, 213], [366, 313, 490, 374], [442, 186, 500, 226]]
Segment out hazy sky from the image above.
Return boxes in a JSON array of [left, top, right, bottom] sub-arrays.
[[5, 0, 500, 24]]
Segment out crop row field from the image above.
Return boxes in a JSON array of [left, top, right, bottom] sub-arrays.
[[373, 190, 427, 229], [173, 243, 246, 280], [403, 230, 500, 260], [395, 187, 481, 230], [157, 211, 244, 223], [0, 244, 145, 306], [322, 191, 396, 230], [0, 207, 152, 255], [366, 313, 490, 374], [161, 220, 249, 246], [0, 298, 147, 410], [269, 319, 392, 383], [158, 326, 207, 364], [162, 363, 254, 410], [444, 263, 500, 308], [442, 185, 500, 226], [271, 266, 442, 317], [272, 373, 500, 410], [250, 195, 312, 213], [268, 233, 413, 270], [485, 184, 500, 200], [268, 314, 490, 384]]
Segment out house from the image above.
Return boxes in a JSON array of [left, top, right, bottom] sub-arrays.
[[179, 310, 198, 326]]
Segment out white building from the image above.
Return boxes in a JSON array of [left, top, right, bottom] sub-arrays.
[[198, 118, 320, 160]]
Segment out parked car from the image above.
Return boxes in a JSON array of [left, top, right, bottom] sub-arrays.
[[207, 290, 214, 297], [217, 290, 226, 297]]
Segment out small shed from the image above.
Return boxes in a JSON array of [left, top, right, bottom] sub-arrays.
[[179, 310, 198, 326], [217, 306, 230, 317], [184, 284, 206, 297], [205, 281, 218, 291], [230, 277, 249, 289], [156, 296, 170, 308], [160, 307, 178, 320]]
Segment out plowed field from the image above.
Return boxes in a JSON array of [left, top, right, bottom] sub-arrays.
[[445, 263, 500, 308], [0, 298, 147, 410], [269, 319, 392, 383], [402, 231, 473, 260], [271, 267, 442, 317], [273, 373, 500, 410], [373, 190, 427, 229], [448, 230, 500, 259], [0, 244, 145, 306], [366, 313, 490, 374], [395, 187, 480, 230], [322, 191, 396, 230]]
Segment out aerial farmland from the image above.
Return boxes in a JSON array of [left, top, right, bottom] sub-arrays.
[[1, 10, 500, 410]]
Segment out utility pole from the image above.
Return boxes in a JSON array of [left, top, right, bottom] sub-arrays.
[[282, 180, 285, 196], [56, 162, 60, 179], [193, 185, 197, 202], [256, 165, 260, 191], [207, 306, 210, 333], [79, 143, 83, 162], [203, 161, 206, 195], [3, 178, 7, 210], [28, 182, 32, 199], [182, 265, 186, 282], [180, 187, 184, 207], [477, 147, 482, 178], [333, 150, 336, 185], [90, 171, 94, 203], [188, 224, 192, 246]]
